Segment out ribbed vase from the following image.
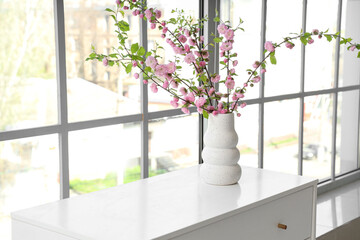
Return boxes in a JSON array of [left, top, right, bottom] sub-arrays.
[[200, 113, 241, 185]]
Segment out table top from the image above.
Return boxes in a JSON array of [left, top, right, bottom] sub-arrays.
[[12, 166, 317, 240]]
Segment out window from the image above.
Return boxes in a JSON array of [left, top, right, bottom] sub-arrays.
[[0, 1, 359, 239]]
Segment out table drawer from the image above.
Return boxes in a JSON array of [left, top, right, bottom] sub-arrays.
[[172, 187, 314, 240]]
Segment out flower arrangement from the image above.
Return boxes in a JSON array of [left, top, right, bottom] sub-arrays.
[[86, 0, 360, 119]]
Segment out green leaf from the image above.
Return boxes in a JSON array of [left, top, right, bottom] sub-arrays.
[[118, 20, 130, 32], [89, 52, 96, 58], [145, 52, 152, 58], [203, 110, 209, 119], [131, 43, 139, 53], [126, 63, 132, 73], [138, 46, 146, 56], [270, 55, 277, 65], [109, 53, 118, 58], [213, 37, 222, 43], [324, 34, 332, 42], [300, 36, 308, 45], [213, 17, 220, 22], [357, 51, 360, 58], [109, 61, 114, 66], [105, 8, 115, 13]]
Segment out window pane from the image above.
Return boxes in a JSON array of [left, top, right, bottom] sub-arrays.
[[220, 0, 262, 100], [69, 123, 141, 196], [64, 1, 141, 122], [336, 90, 359, 175], [236, 104, 259, 168], [339, 0, 360, 87], [0, 135, 59, 240], [0, 0, 57, 132], [147, 0, 199, 112], [265, 0, 302, 97], [264, 99, 299, 175], [303, 94, 333, 180], [305, 0, 338, 91], [149, 114, 198, 176]]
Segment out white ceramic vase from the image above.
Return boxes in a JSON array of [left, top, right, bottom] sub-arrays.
[[201, 113, 241, 185]]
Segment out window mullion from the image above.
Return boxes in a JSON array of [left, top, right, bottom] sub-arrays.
[[54, 0, 70, 199]]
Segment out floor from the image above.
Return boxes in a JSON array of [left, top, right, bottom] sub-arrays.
[[317, 179, 360, 238]]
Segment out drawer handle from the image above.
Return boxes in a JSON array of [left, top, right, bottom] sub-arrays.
[[278, 223, 287, 230]]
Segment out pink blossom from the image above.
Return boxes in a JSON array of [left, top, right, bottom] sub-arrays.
[[208, 87, 215, 96], [220, 51, 225, 57], [233, 60, 238, 67], [180, 87, 187, 96], [184, 29, 190, 37], [199, 61, 206, 67], [161, 21, 166, 26], [224, 58, 228, 63], [135, 10, 140, 15], [150, 23, 156, 29], [123, 6, 129, 10], [312, 29, 319, 35], [264, 41, 275, 52], [237, 113, 241, 117], [252, 76, 261, 83], [231, 102, 238, 110], [150, 83, 158, 93], [308, 38, 314, 44], [212, 111, 218, 116], [224, 29, 234, 40], [173, 46, 184, 54], [162, 27, 168, 34], [350, 45, 356, 51], [230, 68, 235, 74], [240, 102, 247, 108], [188, 38, 196, 46], [185, 92, 195, 102], [102, 58, 108, 66], [155, 10, 161, 19], [285, 42, 294, 49], [134, 73, 139, 79], [170, 80, 178, 88], [184, 53, 196, 64], [194, 51, 201, 57], [225, 79, 235, 89], [116, 0, 120, 5], [167, 62, 176, 73], [243, 83, 248, 87], [145, 56, 157, 69], [162, 80, 169, 88], [170, 100, 179, 108], [197, 108, 203, 114], [132, 11, 138, 16], [220, 109, 227, 114], [195, 97, 207, 108], [154, 64, 168, 77], [199, 36, 204, 42], [132, 60, 137, 67], [184, 44, 190, 52], [218, 102, 223, 110], [161, 34, 166, 38], [220, 42, 233, 51], [139, 13, 144, 18], [318, 35, 323, 39], [202, 51, 209, 58], [217, 23, 228, 34], [143, 80, 148, 84], [211, 74, 220, 83], [181, 107, 190, 114], [236, 93, 244, 99], [145, 9, 152, 19], [261, 69, 267, 74], [178, 34, 187, 43], [252, 61, 260, 68]]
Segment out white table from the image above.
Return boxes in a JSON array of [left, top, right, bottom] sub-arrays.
[[12, 166, 317, 240]]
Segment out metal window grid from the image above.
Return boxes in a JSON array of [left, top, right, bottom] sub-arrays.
[[0, 0, 359, 200]]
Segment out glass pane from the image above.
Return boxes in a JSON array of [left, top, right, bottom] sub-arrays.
[[264, 99, 299, 175], [69, 123, 141, 196], [220, 0, 262, 100], [236, 104, 259, 168], [339, 0, 360, 87], [149, 114, 198, 176], [305, 0, 338, 91], [336, 90, 359, 175], [147, 0, 199, 112], [64, 1, 141, 122], [303, 94, 333, 180], [0, 135, 59, 240], [265, 0, 302, 97], [0, 0, 57, 132]]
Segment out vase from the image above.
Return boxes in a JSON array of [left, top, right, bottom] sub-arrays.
[[200, 113, 241, 185]]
